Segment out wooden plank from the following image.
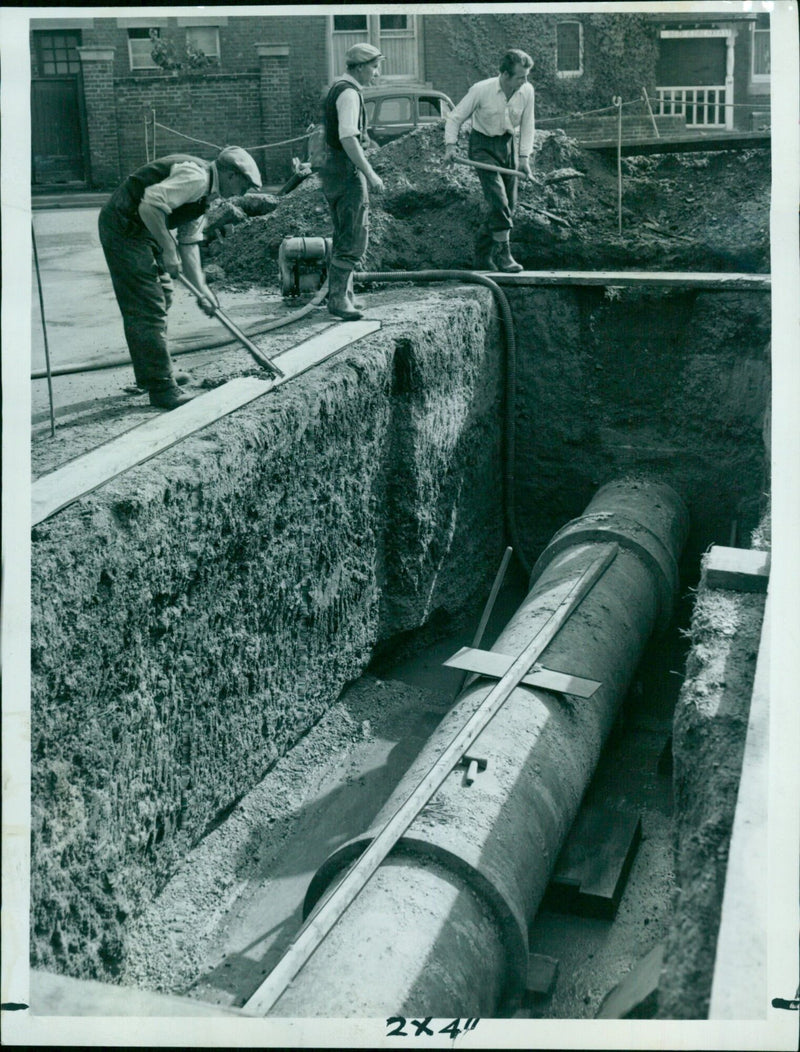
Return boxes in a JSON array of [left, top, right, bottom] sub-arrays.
[[705, 545, 770, 592], [242, 544, 619, 1016], [31, 320, 381, 525], [444, 645, 601, 699], [708, 592, 770, 1019], [595, 944, 664, 1019], [544, 807, 642, 920], [491, 271, 770, 291]]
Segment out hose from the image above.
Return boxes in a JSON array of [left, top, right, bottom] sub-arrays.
[[355, 269, 529, 576], [30, 282, 330, 381]]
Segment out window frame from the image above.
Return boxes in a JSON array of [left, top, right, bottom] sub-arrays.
[[127, 27, 160, 71], [332, 14, 368, 35], [751, 20, 770, 82], [185, 25, 220, 61], [556, 20, 584, 79], [34, 29, 82, 76]]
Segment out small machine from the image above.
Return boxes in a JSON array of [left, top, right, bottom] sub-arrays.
[[278, 236, 332, 297]]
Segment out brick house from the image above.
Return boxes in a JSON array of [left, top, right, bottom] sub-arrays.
[[30, 10, 770, 191]]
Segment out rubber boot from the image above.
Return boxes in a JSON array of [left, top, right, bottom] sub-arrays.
[[346, 271, 365, 311], [149, 383, 195, 410], [494, 240, 523, 273], [475, 243, 497, 271], [328, 265, 363, 321]]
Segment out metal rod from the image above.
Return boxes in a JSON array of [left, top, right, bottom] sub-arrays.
[[31, 221, 56, 437], [614, 96, 623, 235], [457, 545, 513, 696], [176, 273, 285, 378], [642, 87, 660, 138], [242, 543, 618, 1016]]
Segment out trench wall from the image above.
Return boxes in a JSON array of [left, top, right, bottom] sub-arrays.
[[508, 286, 770, 566], [30, 289, 504, 979]]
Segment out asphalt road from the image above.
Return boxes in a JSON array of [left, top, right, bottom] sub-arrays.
[[30, 207, 278, 423]]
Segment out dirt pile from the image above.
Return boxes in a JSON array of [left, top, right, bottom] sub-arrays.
[[206, 124, 770, 286]]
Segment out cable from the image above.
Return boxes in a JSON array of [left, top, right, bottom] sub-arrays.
[[355, 269, 531, 578]]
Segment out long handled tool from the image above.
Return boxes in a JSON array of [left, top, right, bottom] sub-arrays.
[[452, 155, 571, 226], [453, 155, 540, 183], [32, 221, 56, 437], [176, 273, 285, 379]]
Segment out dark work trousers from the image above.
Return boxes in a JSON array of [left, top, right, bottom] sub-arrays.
[[98, 206, 177, 391], [469, 129, 518, 259], [319, 151, 369, 270]]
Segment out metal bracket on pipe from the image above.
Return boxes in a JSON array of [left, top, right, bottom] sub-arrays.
[[444, 647, 601, 699], [459, 754, 488, 786]]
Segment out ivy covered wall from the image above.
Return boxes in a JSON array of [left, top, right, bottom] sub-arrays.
[[423, 13, 661, 119]]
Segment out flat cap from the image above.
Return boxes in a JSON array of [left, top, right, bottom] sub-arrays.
[[345, 43, 382, 66], [217, 146, 262, 189]]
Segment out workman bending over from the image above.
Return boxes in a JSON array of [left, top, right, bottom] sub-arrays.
[[317, 43, 385, 321], [444, 49, 535, 273], [98, 146, 261, 409]]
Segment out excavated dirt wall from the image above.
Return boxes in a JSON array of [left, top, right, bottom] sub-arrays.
[[29, 289, 504, 979], [657, 538, 768, 1020], [508, 286, 770, 565]]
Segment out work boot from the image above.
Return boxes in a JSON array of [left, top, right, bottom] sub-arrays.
[[345, 271, 365, 311], [494, 241, 523, 273], [327, 266, 363, 321], [475, 242, 497, 271], [149, 384, 195, 410], [128, 372, 191, 395]]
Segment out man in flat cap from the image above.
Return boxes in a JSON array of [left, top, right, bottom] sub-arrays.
[[444, 49, 535, 273], [315, 42, 384, 321], [98, 146, 261, 409]]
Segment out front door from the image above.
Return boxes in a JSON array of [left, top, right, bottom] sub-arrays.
[[329, 13, 420, 82], [30, 29, 87, 186]]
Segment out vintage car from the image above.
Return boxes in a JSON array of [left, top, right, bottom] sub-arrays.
[[362, 86, 454, 145]]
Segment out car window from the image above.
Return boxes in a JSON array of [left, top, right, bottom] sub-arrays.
[[376, 97, 412, 123], [418, 97, 444, 119], [365, 100, 376, 122]]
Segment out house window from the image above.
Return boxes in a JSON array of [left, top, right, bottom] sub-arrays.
[[333, 15, 368, 33], [556, 21, 583, 78], [186, 26, 220, 61], [752, 17, 770, 80], [128, 28, 160, 70], [380, 14, 409, 33], [34, 30, 82, 75]]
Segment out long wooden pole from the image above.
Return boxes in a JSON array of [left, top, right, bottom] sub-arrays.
[[454, 155, 537, 182], [458, 545, 514, 696], [31, 222, 56, 437], [614, 96, 623, 235], [176, 274, 285, 378], [242, 543, 618, 1016]]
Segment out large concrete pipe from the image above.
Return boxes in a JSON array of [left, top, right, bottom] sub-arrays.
[[268, 478, 688, 1017]]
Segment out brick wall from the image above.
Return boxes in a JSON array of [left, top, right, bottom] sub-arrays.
[[113, 73, 263, 183], [77, 48, 120, 189]]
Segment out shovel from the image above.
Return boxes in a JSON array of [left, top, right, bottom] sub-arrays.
[[451, 156, 570, 227], [176, 273, 285, 379]]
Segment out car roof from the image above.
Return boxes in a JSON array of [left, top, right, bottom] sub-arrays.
[[362, 86, 452, 103]]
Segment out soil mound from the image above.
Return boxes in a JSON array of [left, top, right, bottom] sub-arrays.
[[207, 123, 770, 287]]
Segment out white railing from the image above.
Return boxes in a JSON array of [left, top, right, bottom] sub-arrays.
[[655, 85, 727, 127]]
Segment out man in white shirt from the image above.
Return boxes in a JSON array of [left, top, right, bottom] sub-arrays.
[[316, 43, 385, 321], [98, 146, 261, 409], [444, 49, 535, 273]]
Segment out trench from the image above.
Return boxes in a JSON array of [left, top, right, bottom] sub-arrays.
[[29, 278, 770, 1019]]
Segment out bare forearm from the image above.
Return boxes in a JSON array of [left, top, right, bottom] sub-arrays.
[[138, 202, 178, 260], [341, 135, 373, 176]]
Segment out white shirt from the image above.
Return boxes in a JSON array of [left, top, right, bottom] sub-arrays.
[[141, 160, 219, 244], [334, 73, 364, 141], [445, 76, 535, 157]]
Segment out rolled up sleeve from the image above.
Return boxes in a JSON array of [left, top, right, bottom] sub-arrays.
[[444, 84, 479, 145], [141, 161, 209, 243], [336, 87, 362, 141], [518, 85, 535, 157]]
